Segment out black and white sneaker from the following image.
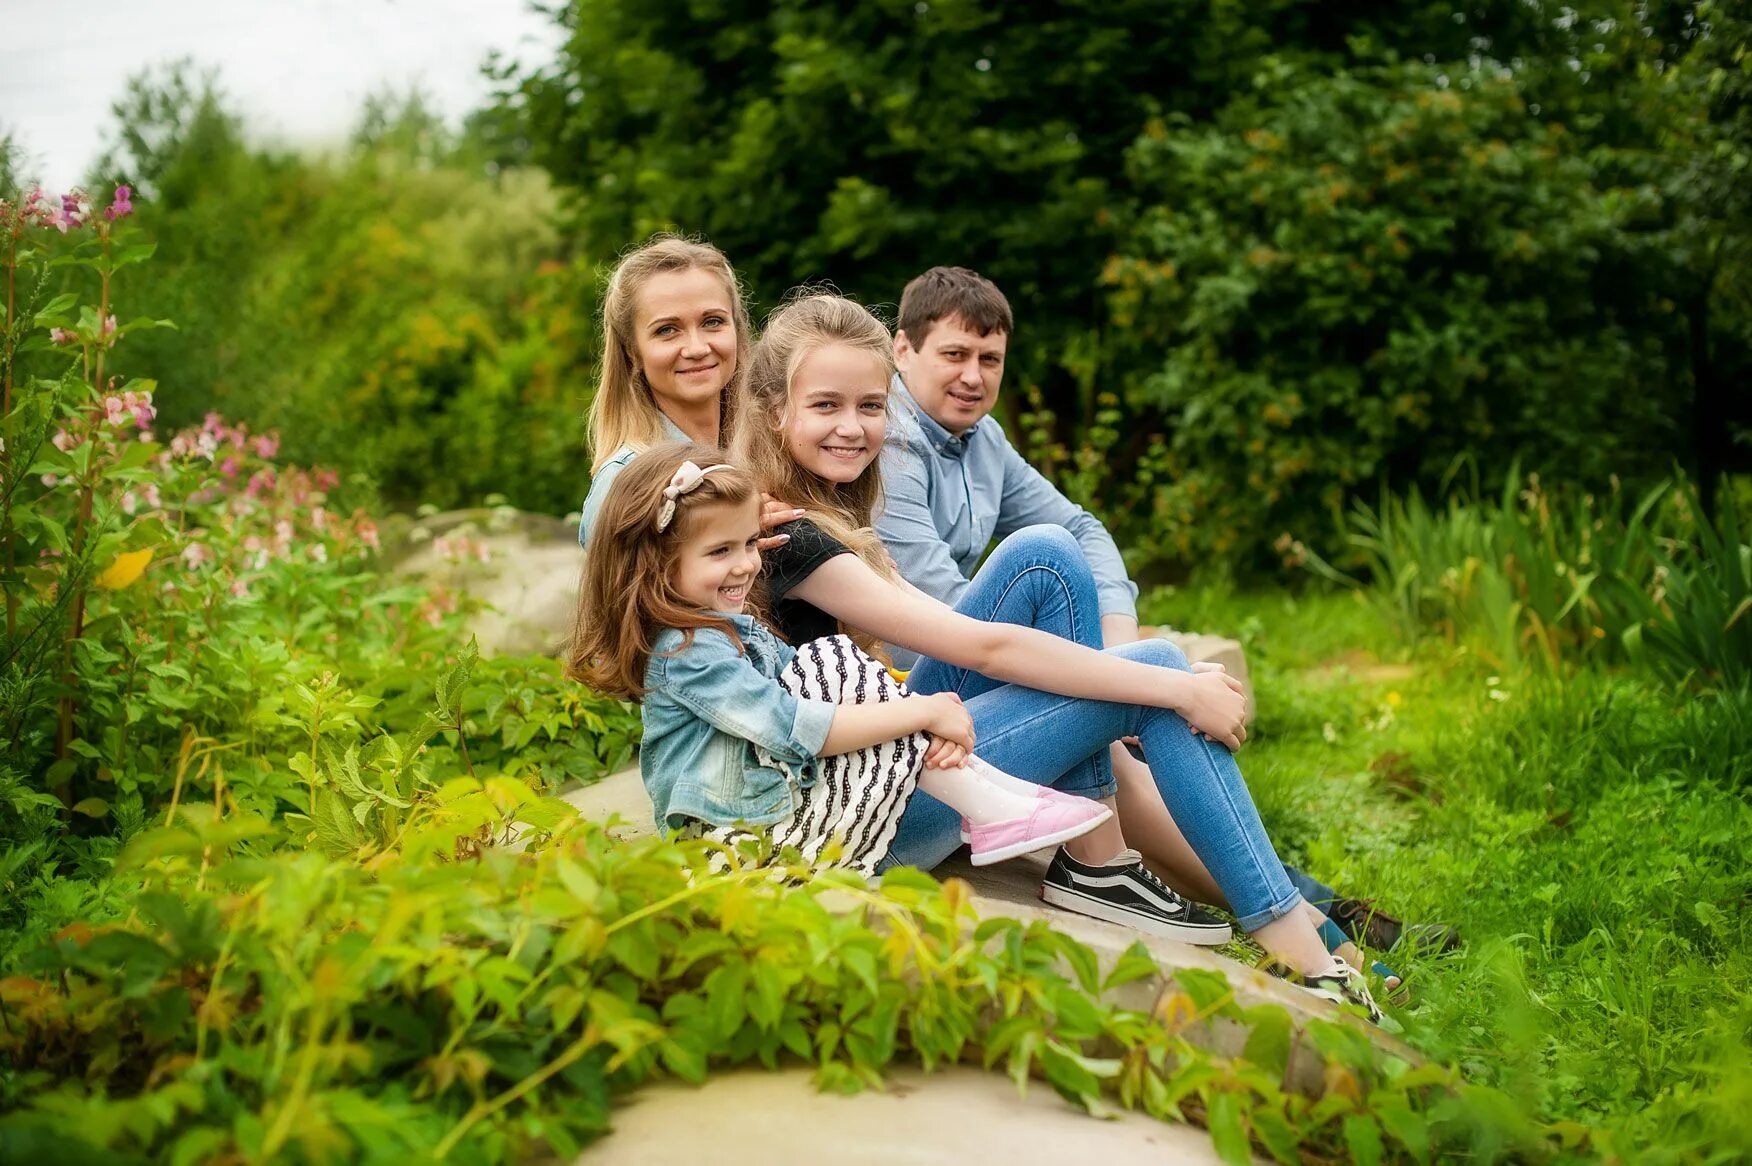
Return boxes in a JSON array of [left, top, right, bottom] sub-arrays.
[[1038, 847, 1233, 946], [1293, 963, 1384, 1026]]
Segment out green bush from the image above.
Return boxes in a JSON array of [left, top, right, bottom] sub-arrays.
[[1099, 57, 1685, 568]]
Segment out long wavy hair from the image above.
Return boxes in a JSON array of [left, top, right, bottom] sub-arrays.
[[587, 236, 752, 471], [568, 442, 762, 699], [729, 293, 899, 644]]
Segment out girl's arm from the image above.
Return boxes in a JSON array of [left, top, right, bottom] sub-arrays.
[[790, 555, 1248, 749], [820, 691, 970, 757]]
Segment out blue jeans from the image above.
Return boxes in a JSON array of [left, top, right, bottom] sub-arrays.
[[885, 525, 1334, 928]]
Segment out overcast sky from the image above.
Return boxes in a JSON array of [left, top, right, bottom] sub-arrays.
[[1, 0, 564, 190]]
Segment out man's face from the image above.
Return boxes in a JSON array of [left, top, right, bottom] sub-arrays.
[[893, 314, 1008, 436]]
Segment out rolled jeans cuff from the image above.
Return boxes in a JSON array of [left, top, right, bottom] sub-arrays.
[[1232, 887, 1306, 934]]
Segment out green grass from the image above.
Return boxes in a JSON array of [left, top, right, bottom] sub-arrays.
[[1143, 584, 1752, 1160]]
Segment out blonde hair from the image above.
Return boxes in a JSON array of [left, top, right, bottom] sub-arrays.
[[730, 293, 898, 652], [587, 236, 752, 471], [568, 442, 762, 699]]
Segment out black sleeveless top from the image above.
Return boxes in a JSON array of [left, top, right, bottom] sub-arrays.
[[761, 519, 853, 644]]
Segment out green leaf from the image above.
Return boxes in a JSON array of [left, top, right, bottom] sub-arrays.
[[1205, 1091, 1253, 1166], [1375, 1100, 1430, 1161], [71, 797, 110, 817], [1344, 1114, 1386, 1166], [1101, 940, 1161, 992], [1249, 1105, 1304, 1165]]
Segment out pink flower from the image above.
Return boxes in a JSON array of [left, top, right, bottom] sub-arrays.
[[251, 433, 279, 460], [308, 543, 328, 564], [356, 518, 380, 551], [313, 468, 339, 491], [22, 187, 57, 228], [121, 490, 138, 515], [100, 315, 118, 346], [49, 328, 73, 346], [125, 391, 155, 428], [54, 191, 92, 233], [41, 473, 59, 487], [218, 455, 242, 479], [229, 578, 250, 599], [169, 433, 196, 458], [141, 483, 161, 509], [202, 412, 225, 435], [105, 185, 133, 221], [104, 395, 128, 425], [51, 428, 76, 452], [245, 469, 276, 499], [181, 542, 214, 570], [310, 505, 328, 533]]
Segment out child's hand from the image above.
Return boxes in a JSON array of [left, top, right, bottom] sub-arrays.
[[918, 691, 975, 752], [923, 735, 969, 769], [1178, 669, 1248, 751]]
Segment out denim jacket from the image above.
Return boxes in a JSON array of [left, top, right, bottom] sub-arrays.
[[577, 415, 690, 549], [640, 614, 837, 831]]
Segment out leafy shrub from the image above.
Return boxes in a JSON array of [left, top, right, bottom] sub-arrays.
[[1, 807, 1566, 1166], [1099, 57, 1686, 569]]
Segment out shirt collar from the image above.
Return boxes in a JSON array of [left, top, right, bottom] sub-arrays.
[[892, 374, 980, 459], [659, 414, 690, 443]]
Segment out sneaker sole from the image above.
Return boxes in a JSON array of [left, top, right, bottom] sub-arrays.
[[967, 809, 1111, 867], [1039, 883, 1233, 945]]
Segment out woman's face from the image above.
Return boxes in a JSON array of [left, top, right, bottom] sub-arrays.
[[632, 267, 738, 418], [782, 343, 890, 485]]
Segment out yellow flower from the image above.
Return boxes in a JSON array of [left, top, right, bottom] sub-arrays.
[[95, 549, 153, 590], [1385, 691, 1403, 707]]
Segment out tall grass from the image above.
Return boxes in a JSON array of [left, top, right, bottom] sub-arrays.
[[1302, 466, 1751, 685]]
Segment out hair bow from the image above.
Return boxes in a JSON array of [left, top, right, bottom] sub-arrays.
[[656, 461, 736, 532]]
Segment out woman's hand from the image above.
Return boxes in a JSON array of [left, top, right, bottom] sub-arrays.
[[758, 494, 804, 551], [1176, 669, 1248, 751], [917, 691, 975, 754]]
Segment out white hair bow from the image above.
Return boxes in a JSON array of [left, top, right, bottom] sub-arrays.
[[656, 461, 736, 532]]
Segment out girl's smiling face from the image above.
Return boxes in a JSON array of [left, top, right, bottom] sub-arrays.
[[633, 267, 738, 417], [670, 497, 762, 613], [781, 343, 890, 485]]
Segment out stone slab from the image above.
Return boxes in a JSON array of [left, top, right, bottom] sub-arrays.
[[572, 1064, 1241, 1165], [390, 508, 583, 658]]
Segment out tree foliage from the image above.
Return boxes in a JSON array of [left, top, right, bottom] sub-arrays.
[[498, 0, 1750, 568]]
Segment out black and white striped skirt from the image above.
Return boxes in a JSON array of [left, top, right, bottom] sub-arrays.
[[687, 635, 925, 877]]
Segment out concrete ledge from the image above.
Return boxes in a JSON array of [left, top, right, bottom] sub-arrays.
[[567, 1064, 1241, 1164]]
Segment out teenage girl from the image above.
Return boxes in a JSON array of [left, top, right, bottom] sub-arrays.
[[729, 292, 1383, 1022], [567, 443, 1112, 876]]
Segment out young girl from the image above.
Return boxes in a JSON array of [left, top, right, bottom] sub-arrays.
[[730, 293, 1384, 1022], [567, 442, 1113, 876]]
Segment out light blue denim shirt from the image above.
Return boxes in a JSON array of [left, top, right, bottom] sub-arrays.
[[640, 614, 837, 831], [577, 415, 691, 549], [876, 377, 1138, 664]]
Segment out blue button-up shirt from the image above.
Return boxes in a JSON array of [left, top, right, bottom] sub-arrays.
[[577, 415, 691, 549], [877, 378, 1137, 667], [640, 614, 837, 831]]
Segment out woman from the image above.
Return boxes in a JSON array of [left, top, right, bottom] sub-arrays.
[[577, 236, 765, 544], [728, 292, 1383, 1021]]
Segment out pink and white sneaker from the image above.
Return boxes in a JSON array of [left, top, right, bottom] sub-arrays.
[[960, 785, 1105, 845], [967, 796, 1111, 867]]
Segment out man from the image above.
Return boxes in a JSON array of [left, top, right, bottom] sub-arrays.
[[877, 266, 1444, 959]]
